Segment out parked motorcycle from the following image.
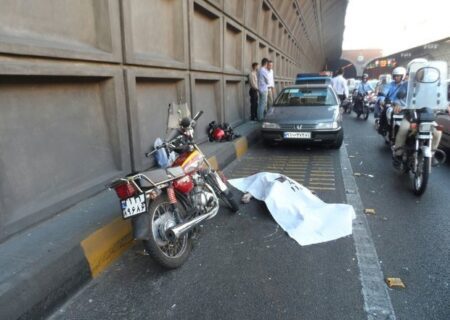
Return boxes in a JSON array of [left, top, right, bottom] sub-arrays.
[[391, 108, 445, 195], [353, 92, 371, 120], [108, 111, 239, 268]]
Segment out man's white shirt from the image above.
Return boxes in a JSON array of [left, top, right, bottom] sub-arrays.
[[267, 69, 275, 89], [331, 75, 349, 97]]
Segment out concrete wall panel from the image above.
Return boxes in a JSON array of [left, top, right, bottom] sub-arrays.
[[258, 42, 268, 62], [259, 1, 272, 39], [205, 0, 223, 10], [224, 19, 243, 74], [244, 34, 257, 73], [191, 73, 223, 142], [125, 68, 190, 171], [190, 1, 223, 72], [224, 77, 244, 127], [224, 0, 244, 22], [122, 0, 188, 68], [0, 61, 129, 240], [0, 0, 121, 62], [244, 0, 261, 32]]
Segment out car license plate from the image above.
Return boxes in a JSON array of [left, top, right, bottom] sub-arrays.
[[121, 194, 147, 219], [284, 132, 311, 139]]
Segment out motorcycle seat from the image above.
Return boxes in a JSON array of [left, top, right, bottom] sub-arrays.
[[166, 166, 185, 179], [417, 108, 435, 122], [140, 168, 170, 186], [140, 166, 186, 187]]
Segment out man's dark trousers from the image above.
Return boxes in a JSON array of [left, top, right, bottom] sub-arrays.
[[249, 88, 258, 120]]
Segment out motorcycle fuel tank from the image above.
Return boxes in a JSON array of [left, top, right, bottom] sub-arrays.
[[173, 150, 203, 173], [173, 175, 194, 193]]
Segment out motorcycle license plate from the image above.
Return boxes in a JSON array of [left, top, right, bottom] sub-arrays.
[[284, 132, 311, 139], [121, 194, 147, 219]]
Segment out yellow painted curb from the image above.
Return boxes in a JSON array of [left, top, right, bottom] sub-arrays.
[[234, 137, 248, 159], [208, 155, 220, 170], [81, 217, 133, 278]]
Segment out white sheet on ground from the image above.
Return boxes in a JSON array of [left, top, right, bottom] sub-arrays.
[[229, 172, 356, 246]]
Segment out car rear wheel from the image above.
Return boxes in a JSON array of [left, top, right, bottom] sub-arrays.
[[263, 138, 278, 146]]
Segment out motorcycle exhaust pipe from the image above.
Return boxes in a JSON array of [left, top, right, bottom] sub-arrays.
[[166, 206, 219, 240], [433, 149, 447, 166]]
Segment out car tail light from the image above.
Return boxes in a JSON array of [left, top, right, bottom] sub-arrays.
[[114, 183, 137, 200], [436, 124, 444, 131]]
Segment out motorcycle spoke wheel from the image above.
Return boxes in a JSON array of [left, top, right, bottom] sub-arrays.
[[412, 153, 430, 196], [152, 204, 187, 257], [143, 195, 192, 269]]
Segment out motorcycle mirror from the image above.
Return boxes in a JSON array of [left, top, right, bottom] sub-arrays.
[[193, 110, 204, 121]]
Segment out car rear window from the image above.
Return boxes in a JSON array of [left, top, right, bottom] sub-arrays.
[[274, 87, 337, 106]]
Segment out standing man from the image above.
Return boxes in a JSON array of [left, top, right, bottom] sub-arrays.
[[257, 58, 269, 121], [248, 62, 259, 121], [267, 60, 275, 109], [331, 68, 349, 107]]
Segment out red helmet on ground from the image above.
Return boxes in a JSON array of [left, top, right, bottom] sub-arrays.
[[212, 127, 225, 140]]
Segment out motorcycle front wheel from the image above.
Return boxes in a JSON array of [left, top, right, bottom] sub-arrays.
[[412, 152, 430, 196], [143, 194, 191, 269], [206, 175, 239, 212], [363, 106, 370, 120]]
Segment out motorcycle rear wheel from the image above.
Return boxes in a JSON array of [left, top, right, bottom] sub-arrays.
[[143, 194, 191, 269], [412, 153, 430, 196]]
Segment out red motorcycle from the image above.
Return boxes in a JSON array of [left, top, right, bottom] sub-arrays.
[[108, 111, 239, 268]]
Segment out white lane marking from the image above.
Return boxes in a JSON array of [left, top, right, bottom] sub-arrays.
[[340, 144, 396, 320]]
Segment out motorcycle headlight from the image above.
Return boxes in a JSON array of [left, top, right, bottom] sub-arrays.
[[316, 121, 339, 129], [262, 122, 280, 129]]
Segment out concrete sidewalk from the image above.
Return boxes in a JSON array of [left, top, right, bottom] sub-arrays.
[[0, 122, 260, 320]]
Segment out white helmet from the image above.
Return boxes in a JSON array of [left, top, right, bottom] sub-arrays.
[[392, 66, 406, 79], [407, 58, 428, 71]]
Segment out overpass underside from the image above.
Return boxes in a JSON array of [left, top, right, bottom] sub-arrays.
[[0, 0, 348, 240]]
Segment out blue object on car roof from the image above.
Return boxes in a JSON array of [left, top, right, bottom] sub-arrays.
[[295, 73, 332, 85]]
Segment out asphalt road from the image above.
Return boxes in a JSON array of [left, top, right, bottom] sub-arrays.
[[48, 113, 450, 320], [343, 112, 450, 320]]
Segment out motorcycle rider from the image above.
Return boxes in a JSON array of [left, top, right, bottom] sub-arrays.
[[356, 74, 374, 95], [354, 74, 374, 112], [378, 67, 407, 135], [392, 59, 446, 167]]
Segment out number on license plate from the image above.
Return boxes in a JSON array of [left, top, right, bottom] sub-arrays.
[[284, 132, 311, 139], [121, 194, 147, 219]]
